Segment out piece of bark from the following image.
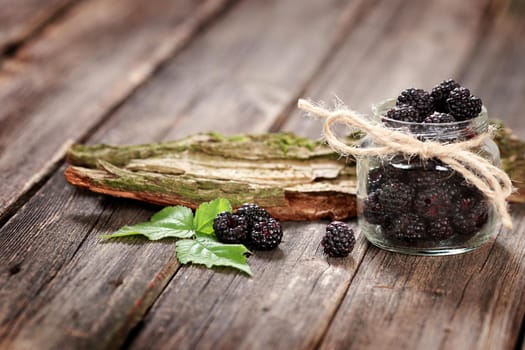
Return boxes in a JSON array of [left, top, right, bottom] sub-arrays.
[[65, 133, 357, 220], [65, 122, 525, 220]]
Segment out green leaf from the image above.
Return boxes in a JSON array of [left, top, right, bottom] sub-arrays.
[[176, 235, 252, 276], [101, 206, 194, 240], [193, 198, 232, 235]]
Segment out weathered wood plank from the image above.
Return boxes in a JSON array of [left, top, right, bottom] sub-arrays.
[[0, 170, 171, 350], [318, 6, 525, 349], [127, 0, 498, 349], [0, 0, 75, 54], [0, 0, 365, 348], [0, 0, 230, 222], [320, 210, 525, 350], [130, 221, 366, 350]]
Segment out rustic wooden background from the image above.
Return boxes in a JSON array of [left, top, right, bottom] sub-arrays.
[[1, 0, 525, 349]]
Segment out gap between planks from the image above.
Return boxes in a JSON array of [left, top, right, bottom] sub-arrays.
[[0, 0, 80, 58]]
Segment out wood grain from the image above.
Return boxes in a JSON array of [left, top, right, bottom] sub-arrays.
[[0, 0, 230, 222], [319, 210, 525, 350], [0, 170, 174, 349], [0, 0, 74, 54], [129, 221, 367, 350], [127, 0, 500, 349], [317, 4, 525, 349], [0, 0, 365, 348]]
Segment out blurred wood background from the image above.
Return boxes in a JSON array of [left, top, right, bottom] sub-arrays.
[[0, 0, 524, 349]]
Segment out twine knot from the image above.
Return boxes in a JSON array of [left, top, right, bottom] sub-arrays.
[[297, 99, 514, 229]]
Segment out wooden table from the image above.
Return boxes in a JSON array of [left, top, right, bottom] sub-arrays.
[[1, 0, 525, 349]]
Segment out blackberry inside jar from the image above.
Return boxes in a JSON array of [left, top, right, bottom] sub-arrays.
[[357, 99, 499, 255]]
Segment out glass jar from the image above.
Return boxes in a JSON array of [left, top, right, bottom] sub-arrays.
[[357, 99, 500, 255]]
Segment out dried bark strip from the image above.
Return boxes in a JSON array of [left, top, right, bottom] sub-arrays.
[[65, 133, 357, 220], [63, 123, 525, 221]]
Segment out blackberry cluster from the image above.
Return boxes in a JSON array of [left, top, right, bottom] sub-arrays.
[[385, 105, 419, 123], [379, 181, 415, 213], [212, 203, 283, 250], [396, 88, 434, 120], [213, 212, 248, 243], [431, 79, 460, 112], [321, 221, 356, 257], [236, 203, 271, 224], [385, 80, 483, 127], [250, 217, 283, 250], [423, 112, 455, 124], [362, 160, 489, 244], [447, 87, 482, 121], [385, 213, 426, 241]]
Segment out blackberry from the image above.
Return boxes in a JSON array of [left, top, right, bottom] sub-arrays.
[[383, 162, 407, 181], [248, 217, 283, 250], [367, 167, 385, 194], [446, 87, 482, 121], [379, 180, 415, 214], [236, 203, 271, 228], [387, 156, 441, 175], [428, 217, 454, 240], [396, 88, 434, 120], [411, 168, 454, 189], [384, 213, 426, 241], [213, 212, 249, 243], [363, 191, 386, 225], [322, 221, 355, 257], [414, 186, 453, 220], [422, 112, 456, 124], [385, 105, 419, 123], [450, 190, 489, 236], [431, 79, 460, 112]]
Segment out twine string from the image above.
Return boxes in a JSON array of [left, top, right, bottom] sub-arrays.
[[298, 99, 514, 229]]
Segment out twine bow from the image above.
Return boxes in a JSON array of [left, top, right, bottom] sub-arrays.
[[297, 99, 514, 229]]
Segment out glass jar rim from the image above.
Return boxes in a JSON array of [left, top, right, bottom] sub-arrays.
[[371, 98, 488, 141], [371, 98, 488, 127]]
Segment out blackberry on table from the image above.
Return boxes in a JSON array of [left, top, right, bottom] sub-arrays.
[[248, 217, 283, 250], [379, 180, 415, 214], [384, 213, 426, 241], [446, 87, 482, 121], [322, 221, 356, 257], [236, 203, 271, 228], [431, 79, 460, 112], [385, 105, 419, 123], [396, 88, 434, 120], [213, 212, 249, 244]]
